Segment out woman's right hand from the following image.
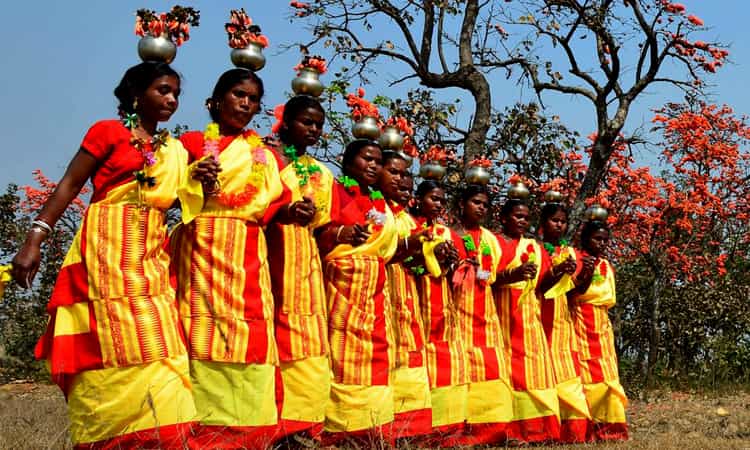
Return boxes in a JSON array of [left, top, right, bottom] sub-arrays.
[[509, 262, 537, 283], [338, 224, 371, 247], [192, 157, 221, 194], [11, 234, 44, 289]]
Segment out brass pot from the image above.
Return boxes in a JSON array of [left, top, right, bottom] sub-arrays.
[[507, 182, 530, 200], [586, 204, 609, 221], [291, 67, 324, 97], [544, 190, 564, 203], [419, 161, 446, 180], [352, 116, 381, 140], [464, 166, 491, 185], [231, 42, 266, 71], [378, 126, 404, 150], [138, 35, 177, 63]]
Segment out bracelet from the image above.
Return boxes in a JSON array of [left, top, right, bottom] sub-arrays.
[[335, 226, 345, 243], [31, 219, 53, 234], [403, 236, 409, 252], [549, 266, 556, 277]]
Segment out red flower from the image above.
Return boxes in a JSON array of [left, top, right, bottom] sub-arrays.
[[599, 260, 608, 277], [687, 15, 704, 26]]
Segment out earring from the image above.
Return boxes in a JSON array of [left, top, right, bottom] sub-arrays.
[[133, 98, 139, 111]]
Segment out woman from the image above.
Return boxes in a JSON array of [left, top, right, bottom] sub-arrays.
[[569, 220, 629, 441], [171, 68, 292, 449], [412, 180, 470, 446], [450, 184, 513, 446], [265, 95, 333, 443], [378, 152, 432, 441], [538, 203, 590, 442], [495, 198, 561, 443], [12, 62, 197, 448], [316, 139, 398, 445]]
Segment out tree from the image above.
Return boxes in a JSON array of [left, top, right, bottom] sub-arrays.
[[288, 0, 728, 225]]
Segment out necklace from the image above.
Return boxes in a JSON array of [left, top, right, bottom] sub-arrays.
[[338, 175, 387, 230], [121, 114, 168, 188], [283, 144, 321, 187]]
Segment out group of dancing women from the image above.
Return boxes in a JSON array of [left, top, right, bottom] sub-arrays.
[[11, 60, 628, 449]]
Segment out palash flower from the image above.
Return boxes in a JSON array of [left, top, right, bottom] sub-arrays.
[[294, 56, 327, 75], [469, 158, 492, 168]]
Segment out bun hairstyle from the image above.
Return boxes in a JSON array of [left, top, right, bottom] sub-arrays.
[[205, 68, 265, 122], [114, 62, 180, 115]]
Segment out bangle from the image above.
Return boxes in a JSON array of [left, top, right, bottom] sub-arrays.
[[550, 266, 556, 277], [403, 236, 409, 252], [335, 226, 345, 243], [32, 219, 53, 234]]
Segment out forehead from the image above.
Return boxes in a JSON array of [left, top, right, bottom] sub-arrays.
[[230, 79, 260, 92], [592, 228, 609, 238], [149, 75, 180, 88], [294, 107, 325, 120], [384, 158, 407, 170], [358, 145, 382, 158]]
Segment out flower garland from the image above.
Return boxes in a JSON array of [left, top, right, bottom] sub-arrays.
[[338, 175, 387, 230], [121, 114, 168, 189], [543, 239, 570, 256], [591, 259, 607, 284], [462, 230, 492, 283], [283, 145, 321, 187], [202, 124, 268, 208]]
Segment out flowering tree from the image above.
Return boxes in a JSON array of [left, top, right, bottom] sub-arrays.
[[288, 0, 728, 226]]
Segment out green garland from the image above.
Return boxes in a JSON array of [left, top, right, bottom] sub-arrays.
[[283, 145, 321, 187], [543, 239, 570, 256]]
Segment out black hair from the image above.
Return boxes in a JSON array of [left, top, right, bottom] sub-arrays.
[[500, 198, 528, 218], [114, 62, 180, 115], [281, 95, 324, 126], [206, 68, 264, 122], [581, 220, 610, 248], [540, 203, 568, 226], [341, 139, 380, 175], [460, 184, 489, 205], [382, 150, 408, 165], [416, 180, 444, 199]]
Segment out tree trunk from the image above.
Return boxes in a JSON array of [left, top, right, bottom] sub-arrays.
[[568, 137, 612, 234], [645, 273, 662, 386], [462, 67, 492, 160]]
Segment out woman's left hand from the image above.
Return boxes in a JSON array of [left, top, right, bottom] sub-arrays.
[[287, 198, 317, 226], [556, 257, 577, 276], [192, 157, 221, 194]]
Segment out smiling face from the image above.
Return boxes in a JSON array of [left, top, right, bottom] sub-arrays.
[[284, 106, 325, 150], [217, 78, 261, 135], [542, 209, 568, 242], [345, 144, 383, 188], [462, 192, 489, 228], [137, 75, 180, 123], [419, 187, 446, 221], [501, 203, 530, 238], [379, 157, 409, 202], [397, 174, 414, 206]]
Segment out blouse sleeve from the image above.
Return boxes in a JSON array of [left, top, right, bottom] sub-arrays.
[[179, 131, 206, 163], [80, 120, 118, 160]]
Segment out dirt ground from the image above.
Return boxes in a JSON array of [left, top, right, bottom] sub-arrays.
[[0, 382, 748, 449]]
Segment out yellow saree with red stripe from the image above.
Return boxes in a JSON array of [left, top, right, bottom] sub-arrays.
[[541, 245, 591, 443], [172, 131, 286, 449], [321, 182, 398, 443], [267, 154, 334, 440], [35, 134, 196, 447], [569, 254, 628, 442], [387, 206, 431, 439], [495, 236, 561, 443]]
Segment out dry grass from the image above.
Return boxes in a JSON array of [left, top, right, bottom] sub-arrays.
[[1, 383, 749, 450]]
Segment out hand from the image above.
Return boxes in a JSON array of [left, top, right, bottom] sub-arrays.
[[580, 255, 596, 278], [338, 224, 370, 246], [11, 235, 44, 289], [192, 157, 221, 193], [513, 262, 537, 282], [556, 257, 577, 276], [288, 198, 316, 226]]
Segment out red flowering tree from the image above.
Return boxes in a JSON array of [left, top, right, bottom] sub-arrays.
[[586, 98, 750, 382]]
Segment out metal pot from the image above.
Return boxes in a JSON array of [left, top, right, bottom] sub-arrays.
[[507, 182, 530, 200], [231, 42, 266, 71], [138, 35, 177, 64], [351, 116, 381, 140], [544, 190, 564, 203], [464, 166, 491, 185], [378, 126, 404, 150], [419, 161, 446, 180], [291, 67, 324, 97], [586, 204, 609, 221]]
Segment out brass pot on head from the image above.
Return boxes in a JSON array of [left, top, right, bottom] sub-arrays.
[[507, 182, 530, 200], [378, 126, 405, 151], [419, 161, 446, 180], [231, 42, 266, 71], [544, 190, 564, 203], [464, 166, 491, 185], [351, 116, 381, 141], [586, 204, 609, 221], [138, 35, 177, 63], [291, 67, 324, 97]]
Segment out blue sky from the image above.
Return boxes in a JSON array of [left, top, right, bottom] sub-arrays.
[[1, 1, 748, 189]]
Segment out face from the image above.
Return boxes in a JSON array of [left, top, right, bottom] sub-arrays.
[[502, 204, 530, 237], [420, 187, 446, 221], [542, 209, 568, 241], [397, 176, 414, 206], [378, 158, 409, 202], [137, 75, 180, 123], [585, 228, 610, 256], [346, 144, 383, 187], [462, 193, 489, 226], [285, 107, 325, 149], [217, 78, 261, 134]]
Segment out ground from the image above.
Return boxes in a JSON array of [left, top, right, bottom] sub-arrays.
[[0, 383, 748, 449]]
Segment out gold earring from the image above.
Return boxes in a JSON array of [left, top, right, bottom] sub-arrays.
[[133, 98, 139, 111]]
